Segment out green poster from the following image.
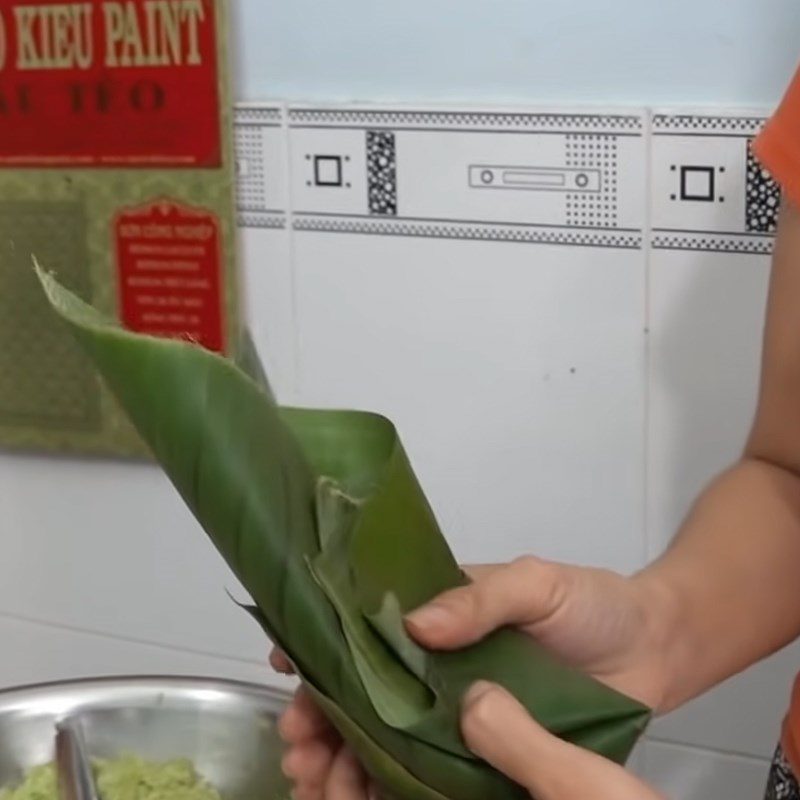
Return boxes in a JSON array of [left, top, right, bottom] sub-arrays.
[[0, 0, 238, 457]]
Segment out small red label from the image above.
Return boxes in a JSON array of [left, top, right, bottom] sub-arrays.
[[0, 0, 221, 167], [116, 199, 225, 353]]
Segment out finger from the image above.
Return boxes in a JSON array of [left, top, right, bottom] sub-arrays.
[[461, 682, 568, 797], [281, 739, 335, 789], [461, 564, 500, 581], [289, 786, 322, 800], [406, 557, 564, 649], [323, 748, 369, 800], [461, 682, 659, 800], [279, 687, 338, 744], [270, 648, 295, 675]]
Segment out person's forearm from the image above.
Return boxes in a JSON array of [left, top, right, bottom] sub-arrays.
[[636, 457, 800, 712]]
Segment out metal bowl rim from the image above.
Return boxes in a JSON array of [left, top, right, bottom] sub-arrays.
[[0, 675, 292, 715]]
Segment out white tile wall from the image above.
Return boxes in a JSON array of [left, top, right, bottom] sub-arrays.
[[645, 112, 791, 775], [0, 102, 792, 798], [236, 105, 296, 401], [640, 740, 771, 800], [295, 236, 646, 569], [240, 225, 295, 400], [287, 105, 648, 571], [647, 251, 769, 555], [0, 612, 296, 692], [0, 453, 292, 667], [647, 111, 773, 559], [650, 642, 798, 760]]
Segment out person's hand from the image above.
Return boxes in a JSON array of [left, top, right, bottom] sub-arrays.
[[455, 680, 664, 799], [273, 557, 675, 798], [275, 676, 664, 800], [270, 673, 379, 800]]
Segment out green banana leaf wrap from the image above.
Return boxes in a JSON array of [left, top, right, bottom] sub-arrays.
[[37, 267, 651, 800]]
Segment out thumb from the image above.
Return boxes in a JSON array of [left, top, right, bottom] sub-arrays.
[[405, 557, 563, 650], [461, 682, 661, 800]]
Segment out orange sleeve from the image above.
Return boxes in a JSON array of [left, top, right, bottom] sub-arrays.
[[753, 64, 800, 211]]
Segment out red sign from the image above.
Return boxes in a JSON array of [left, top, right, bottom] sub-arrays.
[[116, 199, 226, 353], [0, 0, 221, 167]]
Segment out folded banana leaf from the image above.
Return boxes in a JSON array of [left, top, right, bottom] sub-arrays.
[[36, 266, 650, 800]]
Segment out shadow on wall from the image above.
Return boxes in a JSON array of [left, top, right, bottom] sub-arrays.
[[650, 250, 772, 553], [645, 251, 800, 786]]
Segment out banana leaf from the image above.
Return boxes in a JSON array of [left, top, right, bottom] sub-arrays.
[[36, 266, 650, 800]]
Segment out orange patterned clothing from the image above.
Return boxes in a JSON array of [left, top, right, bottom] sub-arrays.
[[753, 64, 800, 794]]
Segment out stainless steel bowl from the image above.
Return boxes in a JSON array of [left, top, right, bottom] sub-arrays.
[[0, 677, 292, 800]]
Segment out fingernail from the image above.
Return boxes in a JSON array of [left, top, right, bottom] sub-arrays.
[[405, 602, 455, 632], [461, 682, 502, 750], [463, 680, 497, 707], [281, 753, 294, 780], [277, 708, 294, 741]]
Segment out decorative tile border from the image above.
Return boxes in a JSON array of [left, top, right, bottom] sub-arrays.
[[651, 231, 774, 255], [237, 211, 287, 230], [650, 111, 777, 254], [288, 108, 643, 134], [234, 105, 288, 223], [652, 114, 765, 136], [235, 106, 283, 126], [285, 105, 646, 249], [232, 104, 781, 256], [293, 215, 642, 249]]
